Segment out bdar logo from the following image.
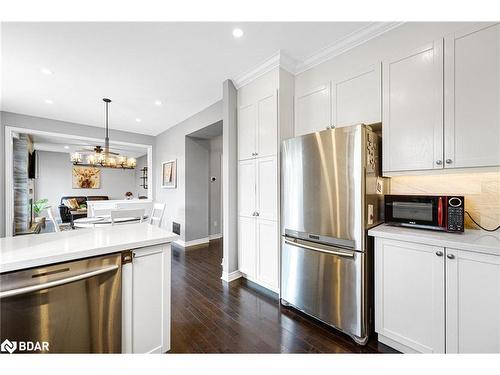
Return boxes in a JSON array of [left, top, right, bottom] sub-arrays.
[[1, 339, 17, 354]]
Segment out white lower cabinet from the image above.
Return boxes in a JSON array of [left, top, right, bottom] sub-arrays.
[[375, 238, 445, 353], [238, 216, 279, 292], [122, 244, 171, 353], [375, 237, 500, 353], [446, 248, 500, 353]]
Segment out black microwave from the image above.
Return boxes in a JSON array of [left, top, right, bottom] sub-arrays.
[[385, 195, 464, 232]]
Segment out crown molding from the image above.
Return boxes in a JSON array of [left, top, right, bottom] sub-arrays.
[[233, 50, 297, 89], [295, 22, 404, 75], [232, 22, 404, 89]]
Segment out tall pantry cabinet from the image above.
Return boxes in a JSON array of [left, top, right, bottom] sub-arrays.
[[237, 68, 294, 293]]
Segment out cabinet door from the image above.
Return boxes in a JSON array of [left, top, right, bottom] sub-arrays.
[[238, 103, 257, 160], [238, 216, 256, 278], [382, 40, 444, 172], [375, 238, 445, 353], [446, 248, 500, 353], [295, 83, 331, 136], [256, 156, 277, 221], [132, 245, 170, 353], [444, 23, 500, 168], [332, 63, 382, 127], [238, 159, 256, 218], [256, 218, 279, 291], [256, 92, 278, 158]]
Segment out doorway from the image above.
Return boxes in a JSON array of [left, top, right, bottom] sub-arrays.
[[184, 120, 223, 246]]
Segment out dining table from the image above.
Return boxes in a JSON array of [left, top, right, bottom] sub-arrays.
[[73, 215, 148, 228]]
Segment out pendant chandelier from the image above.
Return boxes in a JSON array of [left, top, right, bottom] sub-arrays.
[[70, 98, 137, 169]]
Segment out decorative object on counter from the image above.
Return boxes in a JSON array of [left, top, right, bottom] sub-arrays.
[[69, 99, 136, 169], [161, 159, 177, 188], [125, 192, 133, 200], [140, 166, 148, 189], [72, 166, 101, 188]]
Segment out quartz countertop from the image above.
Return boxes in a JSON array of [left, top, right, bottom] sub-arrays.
[[0, 223, 178, 273], [368, 224, 500, 256]]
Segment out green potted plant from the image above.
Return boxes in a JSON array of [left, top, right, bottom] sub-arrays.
[[33, 199, 49, 226]]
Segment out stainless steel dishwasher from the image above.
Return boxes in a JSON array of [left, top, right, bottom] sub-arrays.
[[0, 253, 122, 353]]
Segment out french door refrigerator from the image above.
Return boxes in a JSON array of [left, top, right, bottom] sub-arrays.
[[280, 124, 383, 345]]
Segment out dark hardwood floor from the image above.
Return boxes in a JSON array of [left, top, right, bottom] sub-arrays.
[[170, 238, 397, 353]]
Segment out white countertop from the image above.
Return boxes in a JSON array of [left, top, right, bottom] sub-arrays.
[[368, 224, 500, 256], [0, 223, 178, 273]]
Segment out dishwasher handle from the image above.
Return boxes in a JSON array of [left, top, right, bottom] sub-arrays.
[[284, 237, 355, 258], [0, 264, 119, 299]]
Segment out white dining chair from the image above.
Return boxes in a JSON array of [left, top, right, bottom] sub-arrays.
[[110, 209, 145, 225], [149, 203, 166, 227], [46, 207, 72, 232]]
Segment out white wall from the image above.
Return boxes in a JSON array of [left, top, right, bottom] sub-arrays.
[[209, 135, 222, 236], [1, 111, 154, 237], [35, 150, 136, 216], [154, 101, 222, 241]]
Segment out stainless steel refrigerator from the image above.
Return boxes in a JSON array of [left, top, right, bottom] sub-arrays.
[[280, 124, 383, 345]]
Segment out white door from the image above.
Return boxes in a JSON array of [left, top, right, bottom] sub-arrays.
[[256, 156, 277, 221], [446, 248, 500, 353], [382, 40, 444, 172], [332, 63, 382, 127], [295, 83, 331, 136], [256, 92, 278, 158], [238, 216, 256, 278], [375, 238, 445, 353], [238, 103, 256, 160], [444, 23, 500, 168], [132, 246, 169, 353], [256, 218, 279, 291], [238, 159, 256, 218]]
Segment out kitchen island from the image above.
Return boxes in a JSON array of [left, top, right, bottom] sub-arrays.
[[0, 223, 177, 354]]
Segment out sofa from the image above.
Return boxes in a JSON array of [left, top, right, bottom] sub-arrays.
[[58, 196, 109, 223]]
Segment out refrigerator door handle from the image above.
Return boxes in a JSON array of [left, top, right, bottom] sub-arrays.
[[284, 238, 355, 258]]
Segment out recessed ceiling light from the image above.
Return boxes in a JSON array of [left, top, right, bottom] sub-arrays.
[[44, 99, 53, 104], [64, 145, 70, 149], [154, 100, 162, 106], [232, 28, 244, 38], [135, 118, 142, 123], [40, 68, 53, 75]]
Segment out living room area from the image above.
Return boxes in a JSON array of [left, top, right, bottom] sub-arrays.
[[7, 118, 152, 235]]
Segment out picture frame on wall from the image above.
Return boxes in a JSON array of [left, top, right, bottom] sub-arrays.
[[161, 159, 177, 188]]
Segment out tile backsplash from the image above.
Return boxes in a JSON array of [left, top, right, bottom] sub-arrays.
[[390, 171, 500, 230]]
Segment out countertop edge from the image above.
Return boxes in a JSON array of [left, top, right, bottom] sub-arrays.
[[0, 235, 177, 274], [368, 224, 500, 257]]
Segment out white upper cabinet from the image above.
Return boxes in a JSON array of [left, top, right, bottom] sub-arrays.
[[238, 159, 256, 218], [444, 23, 500, 168], [295, 83, 331, 136], [256, 93, 278, 158], [375, 238, 445, 353], [383, 40, 444, 173], [446, 248, 500, 353], [238, 103, 257, 160], [332, 63, 382, 128], [256, 156, 278, 221]]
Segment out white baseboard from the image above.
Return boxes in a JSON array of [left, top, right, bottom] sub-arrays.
[[209, 233, 223, 240], [221, 270, 243, 283], [174, 237, 209, 248]]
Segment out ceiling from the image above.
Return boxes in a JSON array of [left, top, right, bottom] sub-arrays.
[[2, 22, 391, 136]]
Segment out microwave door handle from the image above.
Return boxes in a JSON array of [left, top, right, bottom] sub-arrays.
[[438, 197, 443, 228], [0, 264, 119, 299]]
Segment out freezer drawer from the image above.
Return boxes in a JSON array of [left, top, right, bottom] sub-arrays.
[[281, 236, 367, 342]]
